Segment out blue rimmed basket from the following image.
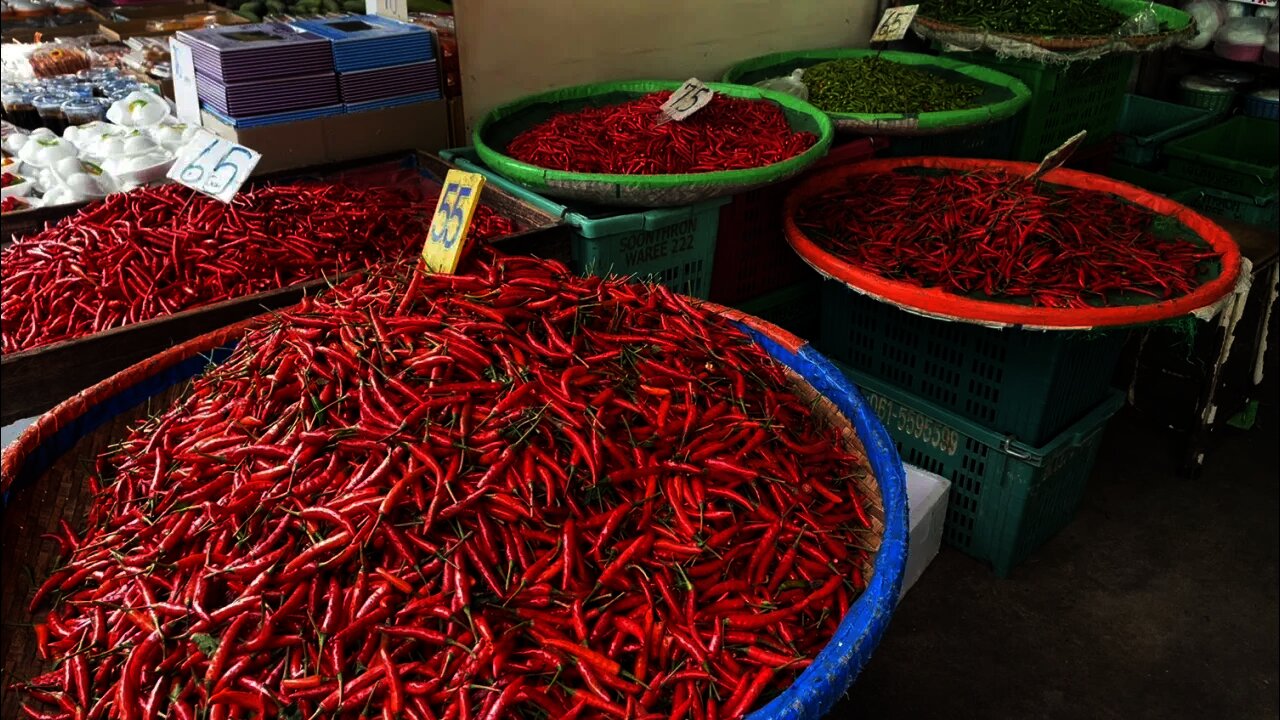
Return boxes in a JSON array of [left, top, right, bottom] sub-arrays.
[[0, 303, 908, 719]]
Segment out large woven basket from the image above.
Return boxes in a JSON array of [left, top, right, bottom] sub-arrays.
[[0, 304, 908, 720], [783, 157, 1243, 331], [473, 80, 835, 208], [912, 0, 1194, 57]]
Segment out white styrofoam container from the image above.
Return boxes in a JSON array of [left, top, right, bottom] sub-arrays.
[[901, 464, 951, 599]]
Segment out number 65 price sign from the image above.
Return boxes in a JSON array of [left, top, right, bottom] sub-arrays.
[[167, 130, 262, 203], [422, 170, 487, 274]]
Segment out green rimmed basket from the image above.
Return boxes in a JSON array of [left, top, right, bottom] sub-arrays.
[[473, 80, 835, 207], [722, 49, 1031, 136], [913, 0, 1194, 55]]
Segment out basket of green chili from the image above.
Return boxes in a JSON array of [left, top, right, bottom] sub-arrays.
[[723, 49, 1031, 135], [915, 0, 1194, 54]]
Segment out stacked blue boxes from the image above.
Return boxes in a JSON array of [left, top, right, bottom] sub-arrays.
[[291, 15, 441, 113], [175, 23, 342, 128]]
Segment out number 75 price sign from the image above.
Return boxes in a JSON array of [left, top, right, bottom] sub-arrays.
[[422, 170, 487, 274]]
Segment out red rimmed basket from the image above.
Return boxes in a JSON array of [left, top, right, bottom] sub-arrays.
[[783, 157, 1243, 330]]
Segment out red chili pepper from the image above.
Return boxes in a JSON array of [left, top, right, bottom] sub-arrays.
[[20, 251, 877, 720], [2, 181, 520, 354], [795, 168, 1219, 308], [506, 91, 816, 175]]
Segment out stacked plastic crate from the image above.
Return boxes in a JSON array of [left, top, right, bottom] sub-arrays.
[[1165, 116, 1279, 229], [816, 287, 1128, 577], [707, 138, 885, 339], [439, 148, 727, 301], [944, 51, 1134, 163]]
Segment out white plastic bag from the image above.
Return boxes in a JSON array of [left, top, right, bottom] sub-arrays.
[[1217, 16, 1271, 46], [1180, 0, 1225, 49], [753, 69, 808, 102], [1120, 1, 1160, 35]]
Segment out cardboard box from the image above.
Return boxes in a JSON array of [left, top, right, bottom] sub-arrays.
[[902, 464, 951, 599], [99, 13, 247, 41], [200, 100, 450, 176]]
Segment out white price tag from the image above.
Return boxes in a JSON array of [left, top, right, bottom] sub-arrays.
[[658, 79, 715, 125], [169, 40, 202, 126], [870, 4, 920, 43], [1032, 130, 1088, 180], [167, 130, 261, 203], [365, 0, 407, 21]]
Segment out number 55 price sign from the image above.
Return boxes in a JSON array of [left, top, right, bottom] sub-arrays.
[[167, 130, 262, 203], [422, 170, 487, 274]]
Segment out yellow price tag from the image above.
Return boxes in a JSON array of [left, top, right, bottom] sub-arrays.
[[422, 170, 487, 274]]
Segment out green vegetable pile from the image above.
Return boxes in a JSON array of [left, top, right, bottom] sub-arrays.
[[803, 58, 983, 115], [227, 0, 364, 21], [228, 0, 448, 20], [920, 0, 1129, 36]]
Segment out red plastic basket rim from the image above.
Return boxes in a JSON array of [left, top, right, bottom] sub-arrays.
[[782, 157, 1243, 330]]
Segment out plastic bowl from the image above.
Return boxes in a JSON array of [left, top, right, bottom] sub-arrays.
[[105, 151, 175, 188], [1, 173, 34, 198]]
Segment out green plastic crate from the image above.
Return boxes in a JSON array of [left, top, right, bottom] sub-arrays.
[[440, 147, 724, 298], [1172, 187, 1280, 228], [1107, 162, 1198, 196], [883, 117, 1018, 160], [1164, 116, 1280, 198], [1114, 94, 1217, 167], [731, 282, 822, 341], [949, 52, 1133, 162], [840, 363, 1125, 577], [817, 282, 1127, 446]]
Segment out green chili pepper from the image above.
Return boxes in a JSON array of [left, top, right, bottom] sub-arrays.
[[921, 0, 1129, 36], [803, 57, 983, 115]]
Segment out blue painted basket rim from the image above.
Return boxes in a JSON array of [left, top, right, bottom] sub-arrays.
[[734, 323, 908, 720], [2, 317, 908, 720]]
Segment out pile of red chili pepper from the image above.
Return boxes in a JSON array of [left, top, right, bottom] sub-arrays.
[[795, 169, 1221, 308], [0, 182, 517, 354], [21, 253, 877, 720], [2, 195, 30, 213], [505, 92, 817, 175]]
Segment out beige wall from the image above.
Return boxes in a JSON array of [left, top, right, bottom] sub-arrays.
[[455, 0, 880, 128]]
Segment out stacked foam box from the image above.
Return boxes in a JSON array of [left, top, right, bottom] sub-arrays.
[[902, 465, 950, 598], [291, 15, 441, 113], [175, 22, 341, 128]]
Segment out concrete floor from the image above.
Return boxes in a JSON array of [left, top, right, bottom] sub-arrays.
[[837, 373, 1279, 717]]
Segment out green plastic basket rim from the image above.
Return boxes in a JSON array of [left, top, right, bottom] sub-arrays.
[[442, 146, 733, 237], [721, 49, 1032, 133], [472, 80, 835, 192], [839, 361, 1127, 462]]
